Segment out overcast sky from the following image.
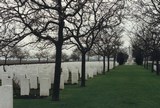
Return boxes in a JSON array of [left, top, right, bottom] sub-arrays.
[[16, 0, 137, 56]]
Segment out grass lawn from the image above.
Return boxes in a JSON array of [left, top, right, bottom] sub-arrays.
[[14, 65, 160, 108]]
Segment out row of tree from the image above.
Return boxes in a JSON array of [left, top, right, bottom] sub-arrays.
[[0, 0, 127, 101], [0, 45, 70, 63], [130, 0, 160, 75]]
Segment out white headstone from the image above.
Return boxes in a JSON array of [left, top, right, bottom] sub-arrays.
[[20, 78, 30, 96], [38, 73, 51, 89], [0, 85, 13, 108], [71, 72, 78, 84], [60, 74, 64, 89], [40, 78, 50, 96], [93, 68, 97, 76], [62, 67, 69, 83], [97, 66, 102, 74], [29, 75, 38, 89], [2, 77, 12, 86], [50, 72, 54, 84], [154, 65, 156, 71], [0, 73, 2, 80], [16, 74, 26, 87]]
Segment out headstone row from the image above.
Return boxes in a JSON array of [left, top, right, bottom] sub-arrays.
[[0, 61, 118, 98]]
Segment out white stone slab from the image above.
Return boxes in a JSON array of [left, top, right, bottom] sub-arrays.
[[62, 68, 69, 83], [93, 70, 97, 76], [97, 66, 103, 74], [2, 77, 12, 86], [78, 68, 81, 78], [16, 74, 26, 87], [38, 73, 51, 89], [50, 72, 54, 84], [0, 66, 4, 73], [40, 78, 50, 96], [20, 78, 30, 96], [0, 73, 2, 80], [63, 71, 69, 83], [88, 71, 94, 78], [29, 75, 38, 89], [60, 74, 64, 89], [2, 72, 13, 79], [154, 65, 156, 71], [0, 85, 13, 108], [85, 73, 88, 80], [71, 72, 78, 84]]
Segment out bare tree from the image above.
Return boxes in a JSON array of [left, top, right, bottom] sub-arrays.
[[0, 0, 88, 101], [9, 45, 26, 63], [131, 22, 160, 75], [35, 52, 42, 62], [86, 50, 95, 61], [23, 50, 30, 61], [93, 27, 123, 74], [66, 0, 125, 86], [70, 48, 81, 61], [129, 0, 160, 75], [0, 46, 12, 65]]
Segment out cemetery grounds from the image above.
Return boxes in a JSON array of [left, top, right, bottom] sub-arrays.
[[13, 65, 160, 108]]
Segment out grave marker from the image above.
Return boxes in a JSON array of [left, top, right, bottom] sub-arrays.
[[40, 78, 49, 96], [0, 85, 13, 108], [20, 78, 30, 96]]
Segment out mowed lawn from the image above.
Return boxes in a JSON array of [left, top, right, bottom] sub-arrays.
[[14, 65, 160, 108]]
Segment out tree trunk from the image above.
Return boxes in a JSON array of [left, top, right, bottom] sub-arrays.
[[52, 45, 62, 101], [98, 55, 100, 61], [3, 65, 6, 72], [20, 58, 22, 64], [81, 52, 86, 87], [52, 1, 64, 99], [156, 59, 159, 75], [113, 54, 116, 69], [103, 55, 105, 74], [107, 55, 110, 72], [47, 57, 49, 62], [143, 57, 146, 68], [146, 57, 149, 69], [151, 59, 154, 73], [4, 56, 7, 65]]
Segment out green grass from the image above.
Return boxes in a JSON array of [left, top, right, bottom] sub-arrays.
[[14, 65, 160, 108]]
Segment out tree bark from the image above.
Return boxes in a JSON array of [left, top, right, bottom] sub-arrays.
[[113, 54, 116, 69], [3, 65, 6, 72], [20, 58, 22, 64], [52, 0, 64, 99], [146, 57, 149, 69], [107, 55, 110, 72], [151, 59, 154, 73], [47, 57, 49, 62], [98, 55, 100, 61], [52, 44, 62, 101], [156, 59, 159, 75], [81, 52, 86, 87], [103, 55, 105, 74], [143, 57, 146, 68], [4, 56, 7, 65]]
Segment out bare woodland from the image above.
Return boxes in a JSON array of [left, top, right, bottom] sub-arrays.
[[0, 0, 129, 101]]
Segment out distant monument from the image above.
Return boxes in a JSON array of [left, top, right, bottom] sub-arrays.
[[126, 46, 134, 65]]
